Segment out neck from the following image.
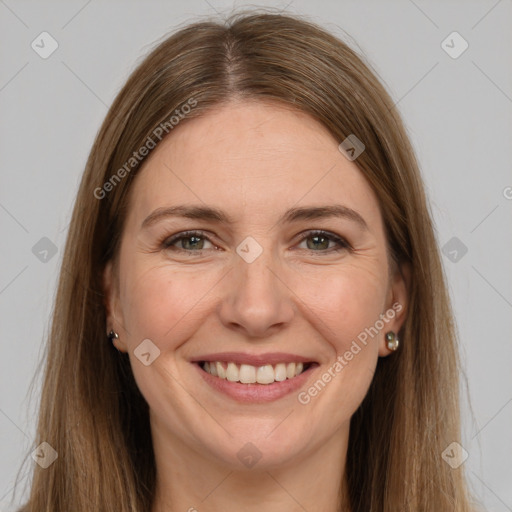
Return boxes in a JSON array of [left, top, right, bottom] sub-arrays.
[[150, 416, 352, 512]]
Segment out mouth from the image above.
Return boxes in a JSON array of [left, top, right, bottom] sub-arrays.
[[196, 360, 317, 385], [191, 353, 320, 403], [190, 352, 320, 402]]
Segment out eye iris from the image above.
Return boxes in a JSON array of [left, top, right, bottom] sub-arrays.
[[182, 235, 204, 250], [307, 234, 329, 250]]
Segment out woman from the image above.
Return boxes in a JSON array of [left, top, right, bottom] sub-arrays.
[[15, 10, 480, 512]]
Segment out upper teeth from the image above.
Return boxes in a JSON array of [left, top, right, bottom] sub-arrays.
[[202, 361, 305, 384]]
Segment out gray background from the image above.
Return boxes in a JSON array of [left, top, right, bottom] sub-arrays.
[[1, 0, 511, 510]]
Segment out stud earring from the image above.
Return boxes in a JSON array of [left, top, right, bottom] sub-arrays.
[[107, 330, 119, 344], [385, 331, 400, 351]]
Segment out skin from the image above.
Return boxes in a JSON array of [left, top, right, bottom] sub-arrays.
[[103, 99, 409, 512]]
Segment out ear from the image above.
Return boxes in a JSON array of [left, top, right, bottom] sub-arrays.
[[378, 261, 410, 357], [103, 260, 127, 352]]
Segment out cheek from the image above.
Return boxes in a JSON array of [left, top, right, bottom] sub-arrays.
[[118, 265, 217, 410], [292, 268, 385, 418], [292, 262, 388, 351], [122, 261, 227, 356], [120, 264, 215, 346]]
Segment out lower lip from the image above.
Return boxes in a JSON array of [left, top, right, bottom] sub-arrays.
[[193, 363, 318, 403]]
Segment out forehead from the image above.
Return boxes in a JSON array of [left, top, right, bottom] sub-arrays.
[[125, 100, 381, 229]]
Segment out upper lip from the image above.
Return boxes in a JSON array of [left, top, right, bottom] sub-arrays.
[[190, 352, 317, 366]]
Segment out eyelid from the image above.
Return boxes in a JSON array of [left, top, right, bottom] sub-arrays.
[[160, 229, 351, 253]]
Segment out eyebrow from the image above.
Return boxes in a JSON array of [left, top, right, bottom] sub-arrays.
[[141, 204, 368, 231]]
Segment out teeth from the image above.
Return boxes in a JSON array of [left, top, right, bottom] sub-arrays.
[[216, 361, 226, 379], [226, 362, 239, 382], [201, 361, 309, 384], [239, 364, 256, 384], [256, 365, 275, 384], [274, 363, 287, 382]]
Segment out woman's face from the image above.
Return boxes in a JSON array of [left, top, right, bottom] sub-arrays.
[[104, 99, 408, 471]]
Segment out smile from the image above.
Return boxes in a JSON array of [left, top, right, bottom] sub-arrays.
[[192, 355, 319, 403], [190, 352, 319, 402]]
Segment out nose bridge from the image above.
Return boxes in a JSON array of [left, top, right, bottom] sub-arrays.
[[235, 236, 282, 308], [217, 235, 294, 337], [239, 243, 276, 294]]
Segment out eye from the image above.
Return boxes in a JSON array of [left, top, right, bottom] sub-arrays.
[[296, 230, 351, 253], [161, 230, 216, 252], [160, 229, 351, 255]]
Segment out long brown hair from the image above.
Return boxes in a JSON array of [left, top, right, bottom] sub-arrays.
[[14, 9, 479, 511]]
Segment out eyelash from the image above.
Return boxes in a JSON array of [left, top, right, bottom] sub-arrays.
[[160, 230, 351, 255]]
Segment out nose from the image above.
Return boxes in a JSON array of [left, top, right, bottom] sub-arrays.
[[216, 245, 295, 339]]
